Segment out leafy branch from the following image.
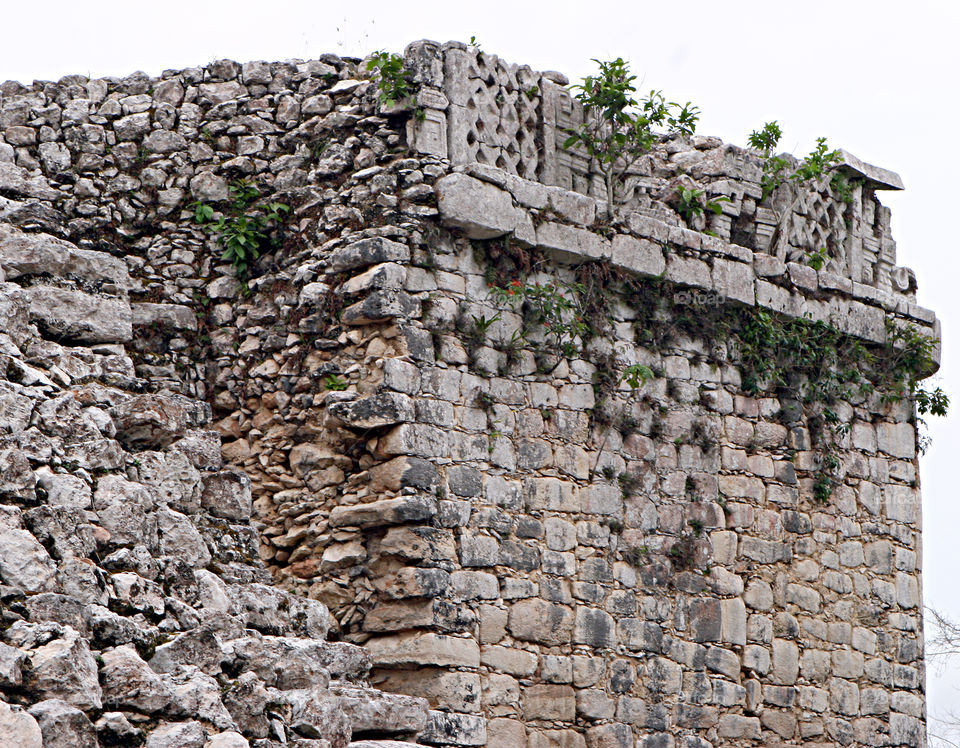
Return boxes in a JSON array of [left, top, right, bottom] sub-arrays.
[[621, 363, 654, 390], [747, 122, 850, 259], [677, 187, 730, 224], [489, 279, 589, 362], [563, 58, 699, 219], [367, 51, 413, 107], [191, 179, 289, 279], [737, 308, 947, 498]]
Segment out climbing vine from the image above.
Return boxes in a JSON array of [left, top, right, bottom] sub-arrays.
[[474, 245, 946, 503], [489, 279, 589, 361]]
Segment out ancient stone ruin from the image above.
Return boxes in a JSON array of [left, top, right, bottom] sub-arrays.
[[0, 39, 937, 747]]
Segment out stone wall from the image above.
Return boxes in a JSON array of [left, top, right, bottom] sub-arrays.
[[0, 40, 938, 747], [0, 223, 428, 747]]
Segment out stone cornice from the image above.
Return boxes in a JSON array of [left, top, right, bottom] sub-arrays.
[[436, 165, 940, 371]]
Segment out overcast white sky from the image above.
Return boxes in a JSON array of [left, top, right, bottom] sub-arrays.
[[3, 0, 958, 732]]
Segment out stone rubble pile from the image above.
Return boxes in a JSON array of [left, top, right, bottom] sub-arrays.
[[0, 222, 427, 747]]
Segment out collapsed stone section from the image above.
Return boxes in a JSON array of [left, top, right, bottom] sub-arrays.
[[0, 225, 427, 746], [0, 40, 938, 747]]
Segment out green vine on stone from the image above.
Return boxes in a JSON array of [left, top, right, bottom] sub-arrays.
[[191, 179, 289, 279], [489, 279, 590, 361], [478, 245, 946, 503], [621, 363, 654, 390], [737, 308, 947, 499]]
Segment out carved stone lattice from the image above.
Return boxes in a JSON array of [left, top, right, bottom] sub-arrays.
[[436, 44, 908, 297], [444, 48, 544, 181], [547, 82, 594, 195], [785, 185, 853, 278], [782, 183, 896, 289]]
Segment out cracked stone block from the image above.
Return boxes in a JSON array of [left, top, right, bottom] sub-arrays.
[[436, 173, 523, 239], [420, 710, 486, 746], [325, 237, 410, 274], [365, 632, 480, 668], [23, 286, 131, 344], [329, 392, 415, 429], [28, 699, 98, 748]]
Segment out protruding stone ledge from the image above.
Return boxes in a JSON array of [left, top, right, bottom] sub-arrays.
[[328, 392, 415, 429], [131, 302, 198, 331], [0, 224, 129, 287], [22, 286, 132, 344], [0, 162, 59, 201], [365, 632, 481, 668], [839, 149, 904, 190], [328, 495, 437, 529], [434, 169, 939, 366], [324, 237, 411, 274]]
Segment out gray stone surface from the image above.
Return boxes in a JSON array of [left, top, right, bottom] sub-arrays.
[[436, 173, 524, 239], [23, 286, 132, 343], [0, 700, 42, 748], [0, 40, 935, 748], [0, 213, 427, 747]]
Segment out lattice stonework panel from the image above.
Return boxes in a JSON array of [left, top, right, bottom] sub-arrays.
[[784, 187, 852, 278], [781, 181, 898, 290], [443, 48, 544, 180], [872, 199, 897, 293]]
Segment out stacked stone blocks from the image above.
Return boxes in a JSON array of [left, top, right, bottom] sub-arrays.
[[0, 40, 937, 748]]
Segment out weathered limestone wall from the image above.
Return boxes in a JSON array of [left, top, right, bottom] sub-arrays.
[[0, 40, 938, 748], [0, 224, 428, 747]]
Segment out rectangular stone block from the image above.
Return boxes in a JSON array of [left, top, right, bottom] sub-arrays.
[[421, 710, 487, 746], [536, 221, 609, 263], [378, 423, 452, 458], [720, 598, 746, 645], [481, 645, 537, 677], [611, 234, 665, 277], [712, 258, 754, 305], [574, 608, 616, 648], [371, 668, 481, 713], [772, 639, 799, 685], [24, 286, 131, 343], [459, 533, 500, 567], [717, 714, 761, 739], [665, 255, 711, 289], [436, 173, 522, 239], [618, 619, 662, 653], [524, 478, 579, 512], [486, 717, 526, 748], [367, 632, 479, 668], [328, 495, 436, 528], [509, 599, 573, 646], [689, 599, 721, 643], [522, 684, 576, 721]]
